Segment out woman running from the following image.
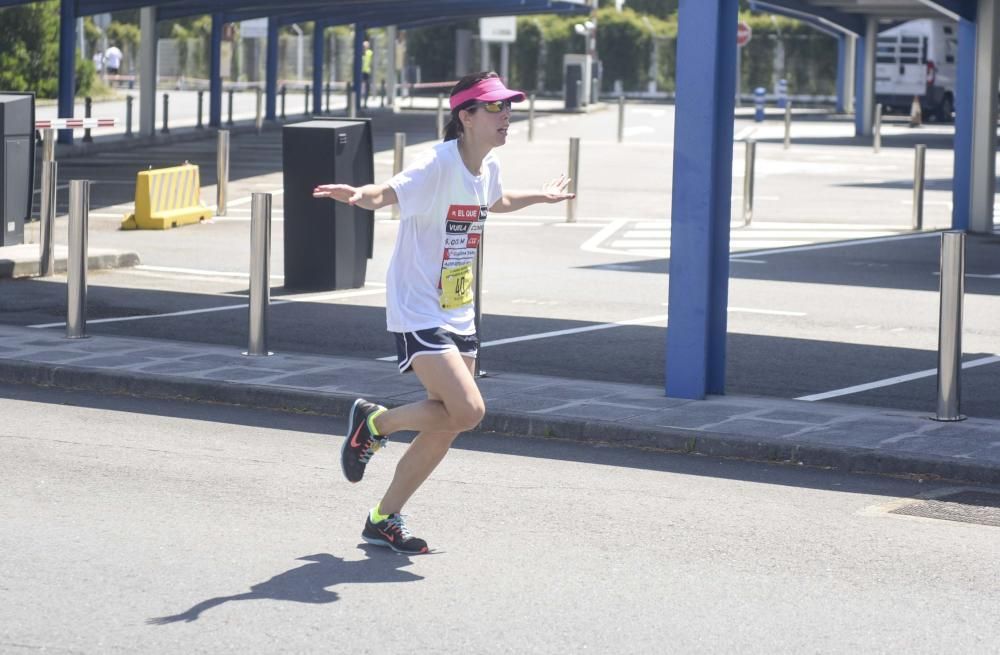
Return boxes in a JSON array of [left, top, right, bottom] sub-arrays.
[[313, 71, 574, 554]]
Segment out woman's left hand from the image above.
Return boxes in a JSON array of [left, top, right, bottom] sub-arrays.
[[540, 174, 575, 203]]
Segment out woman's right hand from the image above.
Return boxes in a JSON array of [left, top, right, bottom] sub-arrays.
[[312, 184, 363, 205]]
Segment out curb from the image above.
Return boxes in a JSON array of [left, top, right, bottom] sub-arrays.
[[1, 358, 998, 486], [0, 251, 140, 279]]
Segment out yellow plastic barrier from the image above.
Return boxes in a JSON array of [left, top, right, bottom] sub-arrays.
[[121, 163, 211, 230]]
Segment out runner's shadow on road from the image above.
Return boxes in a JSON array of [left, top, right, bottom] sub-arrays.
[[147, 548, 423, 625]]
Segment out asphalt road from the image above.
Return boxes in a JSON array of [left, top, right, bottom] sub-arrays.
[[3, 385, 999, 653], [5, 103, 1000, 417]]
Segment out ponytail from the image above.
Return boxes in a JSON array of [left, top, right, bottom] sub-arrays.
[[443, 114, 462, 141]]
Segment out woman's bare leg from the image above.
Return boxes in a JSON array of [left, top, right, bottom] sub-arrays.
[[377, 353, 479, 515]]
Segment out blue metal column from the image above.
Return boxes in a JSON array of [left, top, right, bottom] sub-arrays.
[[313, 21, 326, 115], [952, 17, 976, 231], [836, 34, 847, 113], [854, 17, 876, 136], [353, 25, 365, 114], [665, 0, 739, 399], [210, 14, 223, 127], [266, 18, 278, 120], [58, 0, 77, 145]]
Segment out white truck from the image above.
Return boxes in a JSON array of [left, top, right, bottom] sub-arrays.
[[875, 18, 957, 122]]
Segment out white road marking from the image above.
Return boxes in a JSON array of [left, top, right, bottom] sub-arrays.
[[797, 354, 1000, 401], [733, 126, 758, 141], [623, 126, 656, 136], [376, 313, 669, 361], [134, 265, 285, 279], [728, 307, 807, 316], [28, 286, 386, 329], [729, 230, 938, 258]]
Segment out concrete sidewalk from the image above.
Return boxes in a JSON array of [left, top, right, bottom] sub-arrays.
[[0, 323, 997, 485]]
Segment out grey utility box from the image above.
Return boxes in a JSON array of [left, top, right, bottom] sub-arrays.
[[0, 93, 35, 247]]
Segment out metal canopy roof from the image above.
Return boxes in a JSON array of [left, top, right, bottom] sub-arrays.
[[0, 0, 588, 23]]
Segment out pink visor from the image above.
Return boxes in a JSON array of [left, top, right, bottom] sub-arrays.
[[449, 77, 526, 110]]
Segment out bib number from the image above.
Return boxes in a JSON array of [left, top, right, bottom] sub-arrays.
[[440, 264, 474, 309]]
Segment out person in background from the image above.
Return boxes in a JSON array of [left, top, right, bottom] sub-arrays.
[[104, 45, 123, 75], [361, 40, 374, 108]]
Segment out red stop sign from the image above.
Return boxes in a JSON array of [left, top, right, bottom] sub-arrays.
[[737, 22, 752, 48]]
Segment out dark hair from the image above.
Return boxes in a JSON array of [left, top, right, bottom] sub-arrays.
[[443, 71, 499, 142]]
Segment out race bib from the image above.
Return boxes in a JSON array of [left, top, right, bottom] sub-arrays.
[[440, 263, 474, 309]]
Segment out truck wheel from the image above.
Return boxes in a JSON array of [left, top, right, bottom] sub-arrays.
[[936, 94, 954, 123]]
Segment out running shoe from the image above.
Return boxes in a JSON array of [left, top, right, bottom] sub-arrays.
[[341, 398, 387, 483], [362, 513, 429, 554]]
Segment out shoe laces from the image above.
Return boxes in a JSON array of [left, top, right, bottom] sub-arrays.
[[386, 514, 413, 540], [358, 435, 388, 464]]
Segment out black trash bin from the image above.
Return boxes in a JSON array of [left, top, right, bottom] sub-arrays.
[[282, 118, 374, 290], [0, 93, 35, 247]]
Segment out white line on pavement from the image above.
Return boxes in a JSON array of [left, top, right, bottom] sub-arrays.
[[28, 286, 386, 329], [796, 354, 1000, 401], [729, 230, 938, 259], [376, 313, 670, 361]]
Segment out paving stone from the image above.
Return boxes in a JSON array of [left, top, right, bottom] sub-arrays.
[[757, 409, 847, 425], [137, 347, 203, 359], [484, 394, 586, 413], [140, 361, 222, 375], [540, 402, 649, 422], [20, 350, 95, 363], [269, 371, 352, 388], [709, 419, 805, 438], [631, 403, 762, 429], [199, 367, 289, 381], [70, 355, 155, 368]]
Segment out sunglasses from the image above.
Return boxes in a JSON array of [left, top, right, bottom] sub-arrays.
[[474, 99, 513, 113]]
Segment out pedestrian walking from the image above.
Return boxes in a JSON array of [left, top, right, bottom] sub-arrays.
[[313, 71, 574, 554], [104, 45, 123, 75], [361, 40, 374, 108]]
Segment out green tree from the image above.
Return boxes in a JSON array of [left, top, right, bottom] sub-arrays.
[[0, 0, 95, 98]]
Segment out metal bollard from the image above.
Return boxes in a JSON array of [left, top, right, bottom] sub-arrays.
[[305, 84, 311, 115], [566, 137, 580, 223], [161, 93, 170, 134], [783, 101, 792, 150], [125, 95, 134, 137], [474, 234, 486, 378], [38, 160, 57, 277], [874, 102, 883, 153], [324, 82, 331, 114], [216, 130, 229, 216], [345, 81, 352, 112], [227, 88, 235, 126], [934, 231, 966, 421], [392, 132, 405, 220], [913, 144, 927, 230], [255, 87, 263, 134], [380, 79, 386, 108], [575, 80, 582, 108], [349, 91, 357, 119], [42, 127, 55, 162], [280, 85, 287, 120], [617, 95, 625, 143], [245, 192, 272, 357], [83, 97, 93, 143], [742, 139, 756, 226], [592, 76, 599, 103], [196, 90, 204, 129], [528, 93, 535, 142], [66, 180, 90, 340], [437, 94, 445, 139]]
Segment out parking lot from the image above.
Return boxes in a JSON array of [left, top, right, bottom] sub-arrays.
[[4, 102, 999, 418]]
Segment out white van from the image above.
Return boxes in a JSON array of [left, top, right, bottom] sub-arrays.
[[875, 18, 957, 122]]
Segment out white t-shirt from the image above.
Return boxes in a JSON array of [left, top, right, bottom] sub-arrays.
[[386, 140, 503, 335], [104, 46, 123, 69]]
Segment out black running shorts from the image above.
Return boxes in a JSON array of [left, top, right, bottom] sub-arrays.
[[393, 327, 479, 374]]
